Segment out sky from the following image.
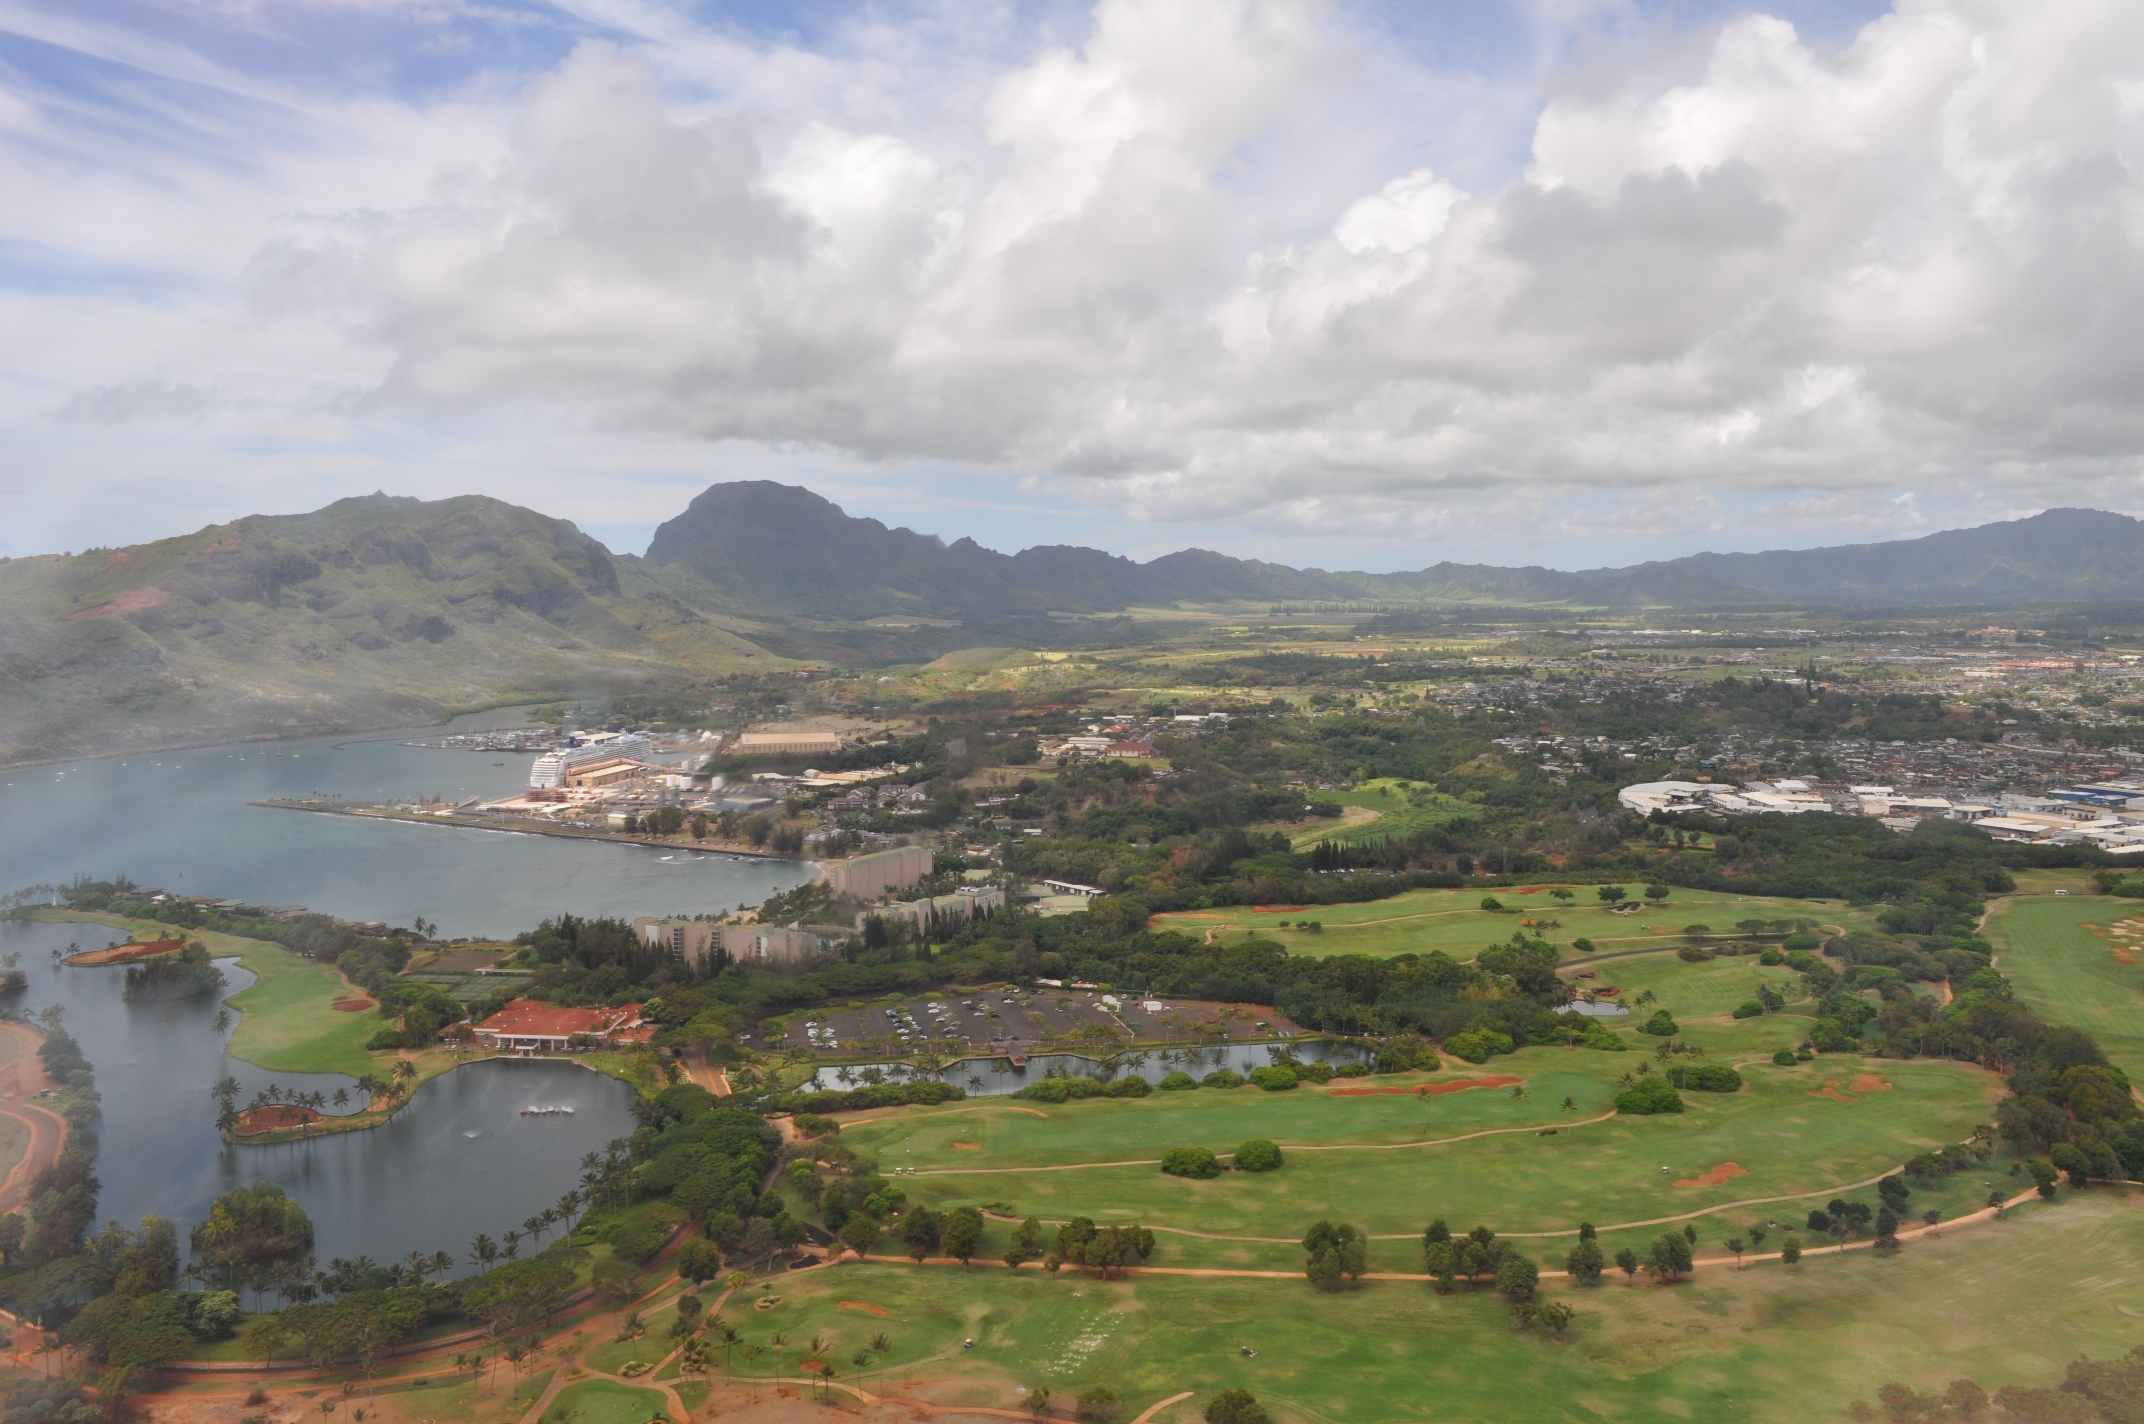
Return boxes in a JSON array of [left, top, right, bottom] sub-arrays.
[[3, 0, 2141, 572]]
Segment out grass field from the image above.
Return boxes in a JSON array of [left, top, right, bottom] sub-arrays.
[[1153, 885, 1875, 962], [1586, 951, 1813, 1022], [1283, 778, 1477, 848], [1987, 892, 2144, 1082], [39, 909, 380, 1075], [836, 1044, 2001, 1258], [699, 1188, 2144, 1424], [537, 1379, 670, 1424]]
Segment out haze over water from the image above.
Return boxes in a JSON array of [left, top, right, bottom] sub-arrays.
[[0, 709, 810, 939]]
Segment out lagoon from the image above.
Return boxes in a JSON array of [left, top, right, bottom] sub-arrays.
[[0, 917, 639, 1278]]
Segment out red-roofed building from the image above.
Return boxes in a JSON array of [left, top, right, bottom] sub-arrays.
[[473, 1000, 645, 1054]]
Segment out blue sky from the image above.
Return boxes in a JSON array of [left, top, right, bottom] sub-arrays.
[[4, 0, 2137, 570]]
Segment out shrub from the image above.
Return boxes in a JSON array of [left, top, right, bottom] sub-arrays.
[[1161, 1147, 1222, 1179], [1334, 1062, 1371, 1078], [1676, 946, 1713, 963], [1247, 1066, 1298, 1092], [1758, 948, 1785, 966], [365, 1028, 403, 1051], [1572, 938, 1596, 952], [1771, 1048, 1798, 1066], [1481, 897, 1504, 912], [1665, 1064, 1743, 1093], [777, 1082, 964, 1113], [1614, 1078, 1685, 1115], [1637, 1010, 1679, 1037], [1201, 1070, 1244, 1089], [1234, 1139, 1283, 1172], [1158, 1072, 1198, 1091], [1105, 1075, 1152, 1098], [792, 1113, 840, 1137], [1730, 1000, 1764, 1019], [1297, 1060, 1335, 1084], [1442, 1029, 1515, 1064], [1782, 932, 1822, 951], [607, 1220, 667, 1264]]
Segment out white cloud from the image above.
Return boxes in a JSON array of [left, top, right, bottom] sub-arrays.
[[7, 0, 2144, 565]]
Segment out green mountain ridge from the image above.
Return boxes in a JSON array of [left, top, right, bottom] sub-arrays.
[[5, 481, 2138, 767]]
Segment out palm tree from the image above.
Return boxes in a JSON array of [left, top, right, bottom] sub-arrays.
[[402, 1249, 430, 1284], [430, 1249, 455, 1279], [743, 1344, 763, 1390], [851, 1350, 872, 1398], [807, 1334, 830, 1397], [392, 1059, 416, 1091], [333, 1087, 350, 1110], [501, 1229, 521, 1260], [524, 1214, 546, 1247], [768, 1333, 787, 1389], [555, 1191, 581, 1231], [869, 1333, 891, 1396], [469, 1235, 497, 1275]]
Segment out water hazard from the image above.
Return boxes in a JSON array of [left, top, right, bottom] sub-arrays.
[[0, 918, 639, 1278], [800, 1037, 1374, 1097]]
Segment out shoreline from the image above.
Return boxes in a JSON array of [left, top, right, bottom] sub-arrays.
[[253, 797, 814, 865], [221, 1050, 639, 1145]]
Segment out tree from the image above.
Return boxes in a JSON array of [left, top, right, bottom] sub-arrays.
[[870, 1332, 892, 1395], [1302, 1221, 1367, 1292], [1780, 1234, 1802, 1268], [677, 1238, 722, 1283], [901, 1208, 944, 1263], [1022, 1386, 1051, 1416], [2029, 1161, 2060, 1199], [1423, 1239, 1455, 1293], [1205, 1389, 1268, 1424], [839, 1217, 881, 1261], [1234, 1139, 1283, 1172], [1535, 1300, 1574, 1341], [1550, 889, 1574, 907], [1005, 1216, 1043, 1270], [1079, 1384, 1123, 1422], [2050, 1143, 2092, 1188], [1645, 1233, 1692, 1283], [0, 1212, 25, 1268], [1564, 1239, 1604, 1286], [1726, 1236, 1746, 1268], [943, 1207, 984, 1271], [1597, 886, 1627, 905], [1495, 1252, 1539, 1301], [1644, 885, 1669, 903]]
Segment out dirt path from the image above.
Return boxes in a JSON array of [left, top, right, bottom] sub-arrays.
[[0, 1021, 68, 1213]]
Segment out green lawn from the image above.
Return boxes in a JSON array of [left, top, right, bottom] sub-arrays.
[[838, 1043, 1999, 1253], [41, 910, 379, 1075], [1585, 951, 1813, 1022], [1153, 886, 1875, 962], [702, 1188, 2144, 1424], [537, 1379, 670, 1424], [1987, 893, 2144, 1082]]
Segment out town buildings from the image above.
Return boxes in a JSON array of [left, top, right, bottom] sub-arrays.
[[471, 1000, 650, 1053]]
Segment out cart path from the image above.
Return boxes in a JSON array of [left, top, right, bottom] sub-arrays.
[[0, 1021, 68, 1214]]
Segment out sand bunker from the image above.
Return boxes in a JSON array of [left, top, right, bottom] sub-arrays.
[[951, 1141, 981, 1150], [837, 1301, 889, 1317], [1329, 1075, 1524, 1098], [1674, 1162, 1747, 1188], [64, 940, 182, 966], [330, 998, 376, 1011], [1850, 1073, 1893, 1092], [234, 1104, 323, 1134]]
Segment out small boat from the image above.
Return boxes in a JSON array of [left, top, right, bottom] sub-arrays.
[[520, 1104, 575, 1115]]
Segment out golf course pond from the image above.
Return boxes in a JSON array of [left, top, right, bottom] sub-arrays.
[[0, 917, 639, 1279], [800, 1038, 1375, 1095]]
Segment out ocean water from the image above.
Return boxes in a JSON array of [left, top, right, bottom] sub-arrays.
[[0, 710, 810, 939]]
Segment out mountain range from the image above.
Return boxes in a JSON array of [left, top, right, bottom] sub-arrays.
[[3, 481, 2139, 766]]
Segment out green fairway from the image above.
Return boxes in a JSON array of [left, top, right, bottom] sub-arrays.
[[1987, 893, 2144, 1081], [715, 1188, 2144, 1424], [1584, 951, 1813, 1021], [840, 1045, 1999, 1247], [41, 910, 379, 1076], [538, 1379, 669, 1424], [1153, 885, 1874, 961]]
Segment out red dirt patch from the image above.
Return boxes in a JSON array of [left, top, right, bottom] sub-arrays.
[[1329, 1075, 1523, 1098], [2113, 948, 2139, 965], [1810, 1080, 1853, 1102], [330, 998, 376, 1012], [67, 586, 170, 621], [1849, 1073, 1893, 1092], [64, 939, 183, 966], [234, 1104, 323, 1135], [837, 1301, 888, 1317], [1674, 1162, 1747, 1189], [951, 1141, 981, 1150], [102, 551, 131, 569]]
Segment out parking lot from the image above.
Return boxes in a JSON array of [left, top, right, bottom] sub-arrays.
[[754, 987, 1299, 1058]]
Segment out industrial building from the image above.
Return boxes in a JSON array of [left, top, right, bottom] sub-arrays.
[[529, 732, 653, 788], [736, 730, 846, 757]]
